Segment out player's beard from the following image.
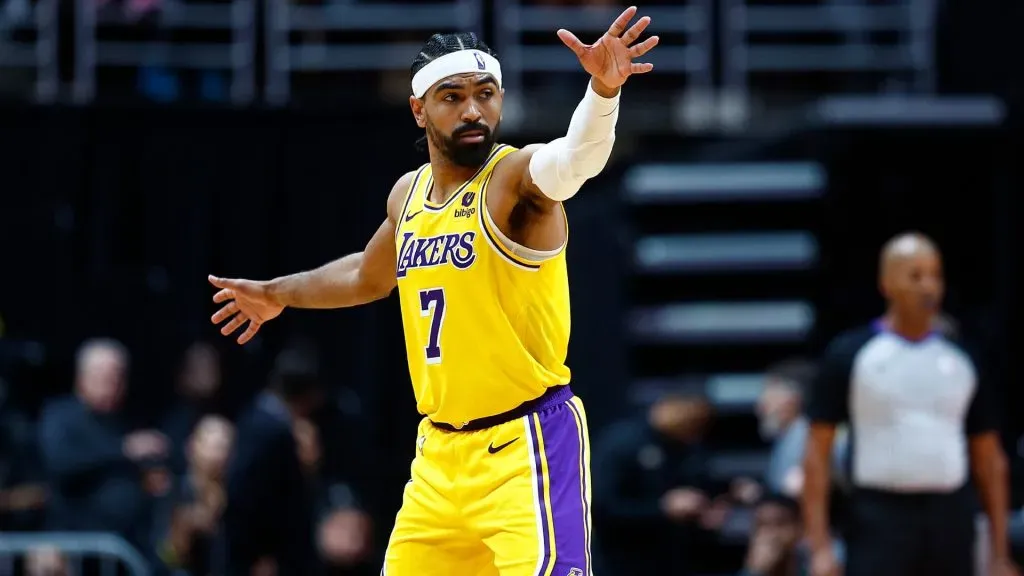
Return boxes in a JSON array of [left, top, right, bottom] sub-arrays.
[[427, 119, 498, 168]]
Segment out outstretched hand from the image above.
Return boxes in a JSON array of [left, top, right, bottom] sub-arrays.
[[208, 275, 284, 344], [557, 5, 659, 93]]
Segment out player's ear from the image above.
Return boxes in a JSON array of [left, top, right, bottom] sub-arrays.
[[409, 96, 427, 128]]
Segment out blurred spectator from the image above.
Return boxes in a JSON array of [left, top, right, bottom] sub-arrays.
[[592, 393, 714, 575], [737, 494, 803, 576], [39, 338, 170, 554], [215, 347, 325, 576], [318, 508, 372, 575], [294, 418, 321, 478], [754, 359, 849, 499], [157, 414, 233, 576], [162, 342, 223, 474], [295, 415, 373, 574]]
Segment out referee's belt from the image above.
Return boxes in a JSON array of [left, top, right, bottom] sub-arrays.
[[431, 385, 573, 432]]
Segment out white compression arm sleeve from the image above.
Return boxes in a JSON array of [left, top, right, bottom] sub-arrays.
[[528, 81, 620, 201]]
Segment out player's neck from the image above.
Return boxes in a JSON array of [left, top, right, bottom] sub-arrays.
[[882, 310, 934, 341], [428, 154, 480, 202]]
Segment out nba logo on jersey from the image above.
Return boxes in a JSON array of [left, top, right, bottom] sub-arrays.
[[474, 52, 486, 70]]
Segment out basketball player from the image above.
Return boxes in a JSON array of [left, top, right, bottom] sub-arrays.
[[207, 7, 659, 575]]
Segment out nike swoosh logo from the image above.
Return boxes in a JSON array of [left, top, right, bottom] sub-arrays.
[[404, 210, 423, 222], [488, 437, 520, 454]]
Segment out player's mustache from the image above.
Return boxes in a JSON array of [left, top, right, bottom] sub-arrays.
[[451, 123, 491, 139]]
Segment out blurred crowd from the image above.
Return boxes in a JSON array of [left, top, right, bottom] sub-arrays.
[[0, 339, 374, 576], [3, 329, 1023, 575], [593, 360, 841, 575]]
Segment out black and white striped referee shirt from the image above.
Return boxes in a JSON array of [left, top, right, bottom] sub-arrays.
[[806, 322, 997, 492]]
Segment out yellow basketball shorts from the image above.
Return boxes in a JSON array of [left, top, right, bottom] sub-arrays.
[[382, 387, 591, 576]]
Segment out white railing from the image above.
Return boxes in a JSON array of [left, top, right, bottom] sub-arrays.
[[0, 0, 59, 102], [11, 0, 943, 107], [264, 0, 484, 105], [721, 0, 937, 96], [73, 0, 256, 103], [0, 532, 150, 576], [492, 0, 713, 95]]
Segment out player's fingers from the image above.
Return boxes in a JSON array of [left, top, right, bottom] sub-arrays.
[[620, 15, 651, 45], [237, 320, 261, 345], [607, 5, 637, 38], [208, 275, 240, 290], [212, 288, 235, 304], [630, 62, 654, 74], [210, 301, 239, 324], [220, 313, 248, 336], [556, 29, 587, 57], [629, 35, 659, 58]]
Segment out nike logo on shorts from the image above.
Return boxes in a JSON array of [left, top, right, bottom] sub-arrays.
[[488, 437, 519, 454]]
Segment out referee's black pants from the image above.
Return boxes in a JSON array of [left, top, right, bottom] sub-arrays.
[[844, 485, 976, 576]]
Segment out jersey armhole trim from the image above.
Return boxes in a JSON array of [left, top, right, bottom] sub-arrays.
[[395, 164, 429, 239], [478, 170, 567, 270]]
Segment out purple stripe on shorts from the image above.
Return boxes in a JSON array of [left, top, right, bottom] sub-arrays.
[[529, 415, 553, 576], [536, 401, 589, 574], [565, 400, 592, 571]]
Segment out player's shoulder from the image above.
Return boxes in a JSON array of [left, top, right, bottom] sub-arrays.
[[387, 167, 426, 219], [935, 332, 981, 368], [390, 168, 421, 200], [489, 142, 529, 171]]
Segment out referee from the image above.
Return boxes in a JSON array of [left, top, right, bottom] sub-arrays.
[[802, 233, 1018, 576]]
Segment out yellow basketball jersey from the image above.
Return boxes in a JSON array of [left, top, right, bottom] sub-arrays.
[[394, 144, 572, 426]]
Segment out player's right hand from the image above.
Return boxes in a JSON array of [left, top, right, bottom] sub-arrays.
[[809, 546, 841, 576], [209, 275, 285, 344]]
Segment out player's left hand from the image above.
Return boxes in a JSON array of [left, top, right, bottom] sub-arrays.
[[557, 5, 660, 93]]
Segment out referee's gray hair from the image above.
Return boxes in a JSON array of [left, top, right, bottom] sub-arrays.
[[75, 338, 130, 373], [765, 357, 817, 395]]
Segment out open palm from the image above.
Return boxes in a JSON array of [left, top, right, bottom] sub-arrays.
[[208, 275, 284, 344], [557, 6, 660, 90]]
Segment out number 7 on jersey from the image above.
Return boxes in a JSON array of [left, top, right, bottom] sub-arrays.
[[418, 288, 446, 364]]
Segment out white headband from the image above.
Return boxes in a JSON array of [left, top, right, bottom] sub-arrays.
[[411, 49, 503, 98]]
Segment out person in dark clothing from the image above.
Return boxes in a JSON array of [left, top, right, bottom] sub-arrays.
[[215, 347, 325, 576], [803, 233, 1018, 576], [161, 342, 223, 475], [737, 494, 805, 576], [296, 416, 374, 576], [157, 414, 234, 576], [39, 338, 170, 554], [592, 393, 714, 575]]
